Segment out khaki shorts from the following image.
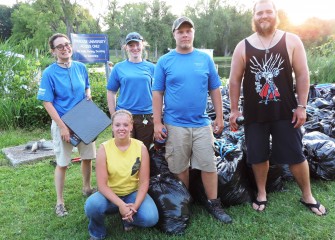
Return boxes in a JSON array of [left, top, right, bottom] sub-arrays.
[[51, 121, 96, 167], [165, 124, 216, 174]]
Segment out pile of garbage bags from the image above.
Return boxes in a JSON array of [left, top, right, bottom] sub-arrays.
[[148, 83, 334, 235]]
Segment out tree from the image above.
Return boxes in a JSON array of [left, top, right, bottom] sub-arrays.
[[10, 0, 100, 51], [0, 5, 13, 40], [185, 0, 252, 56], [144, 0, 175, 59], [294, 18, 333, 48], [104, 0, 175, 60]]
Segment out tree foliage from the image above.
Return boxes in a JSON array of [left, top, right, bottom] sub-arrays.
[[0, 5, 14, 40], [9, 0, 100, 51], [185, 0, 252, 56], [293, 17, 333, 48], [4, 0, 335, 57]]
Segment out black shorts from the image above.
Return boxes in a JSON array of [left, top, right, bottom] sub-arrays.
[[244, 120, 305, 165]]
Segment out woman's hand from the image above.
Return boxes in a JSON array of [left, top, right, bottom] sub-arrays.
[[86, 93, 92, 101], [120, 203, 137, 222], [59, 125, 71, 142]]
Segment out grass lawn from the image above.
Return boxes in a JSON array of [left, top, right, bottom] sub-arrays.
[[1, 129, 334, 240]]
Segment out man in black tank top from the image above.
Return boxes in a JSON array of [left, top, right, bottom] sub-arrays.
[[228, 0, 326, 216]]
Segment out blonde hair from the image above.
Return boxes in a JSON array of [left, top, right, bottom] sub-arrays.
[[111, 109, 133, 124]]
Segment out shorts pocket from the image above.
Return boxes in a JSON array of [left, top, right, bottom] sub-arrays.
[[165, 144, 174, 160]]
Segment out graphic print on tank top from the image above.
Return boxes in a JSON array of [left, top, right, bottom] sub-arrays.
[[131, 157, 141, 176], [250, 53, 284, 105]]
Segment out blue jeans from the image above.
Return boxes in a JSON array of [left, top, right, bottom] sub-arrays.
[[85, 191, 159, 239]]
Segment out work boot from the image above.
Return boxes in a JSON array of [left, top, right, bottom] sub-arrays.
[[205, 198, 232, 224]]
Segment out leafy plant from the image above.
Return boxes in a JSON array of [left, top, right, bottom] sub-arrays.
[[307, 37, 335, 84], [89, 71, 110, 117]]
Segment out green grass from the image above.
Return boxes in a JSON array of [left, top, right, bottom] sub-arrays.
[[1, 129, 335, 240]]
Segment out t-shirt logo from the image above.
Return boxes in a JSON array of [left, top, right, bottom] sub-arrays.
[[131, 157, 141, 176], [250, 53, 284, 105]]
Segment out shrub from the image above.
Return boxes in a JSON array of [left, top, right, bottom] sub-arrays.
[[307, 38, 335, 84], [89, 71, 110, 117]]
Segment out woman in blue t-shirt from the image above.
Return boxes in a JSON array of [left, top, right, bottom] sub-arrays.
[[107, 32, 155, 150], [37, 33, 96, 217]]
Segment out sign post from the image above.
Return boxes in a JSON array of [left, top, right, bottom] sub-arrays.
[[71, 33, 110, 80]]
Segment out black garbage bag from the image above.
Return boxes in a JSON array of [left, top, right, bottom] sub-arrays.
[[149, 147, 170, 177], [303, 119, 322, 133], [310, 98, 332, 109], [190, 141, 253, 207], [281, 164, 294, 181], [189, 169, 206, 204], [247, 162, 285, 193], [306, 107, 333, 122], [319, 118, 334, 137], [217, 154, 253, 206], [148, 174, 191, 235], [303, 131, 335, 143], [308, 84, 318, 101], [303, 139, 335, 180]]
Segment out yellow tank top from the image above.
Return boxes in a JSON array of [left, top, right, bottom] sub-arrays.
[[102, 138, 142, 196]]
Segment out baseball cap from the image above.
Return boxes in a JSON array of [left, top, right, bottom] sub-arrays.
[[172, 16, 194, 32], [125, 32, 143, 44]]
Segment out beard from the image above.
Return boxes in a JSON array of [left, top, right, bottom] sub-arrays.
[[253, 18, 277, 36], [176, 40, 194, 52], [179, 43, 192, 49]]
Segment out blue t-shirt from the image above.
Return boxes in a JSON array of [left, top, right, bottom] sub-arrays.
[[37, 62, 90, 117], [153, 49, 221, 127], [107, 60, 155, 114]]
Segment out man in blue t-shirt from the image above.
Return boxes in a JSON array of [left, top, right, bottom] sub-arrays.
[[152, 16, 232, 224]]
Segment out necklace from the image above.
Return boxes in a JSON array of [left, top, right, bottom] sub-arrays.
[[56, 61, 71, 68], [257, 30, 277, 54]]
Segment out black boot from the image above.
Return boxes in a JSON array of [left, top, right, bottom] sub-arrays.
[[205, 198, 232, 224]]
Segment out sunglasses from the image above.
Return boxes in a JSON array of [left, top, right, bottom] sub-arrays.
[[53, 42, 72, 51]]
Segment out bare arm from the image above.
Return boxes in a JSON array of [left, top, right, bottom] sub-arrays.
[[288, 33, 309, 128], [209, 88, 224, 134], [107, 90, 117, 116], [133, 144, 150, 210], [95, 145, 131, 217], [43, 101, 70, 142], [152, 91, 167, 140], [85, 88, 92, 100], [229, 41, 245, 131]]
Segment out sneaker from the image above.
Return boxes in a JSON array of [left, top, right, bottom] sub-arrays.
[[121, 220, 134, 232], [204, 198, 232, 224], [55, 203, 68, 217]]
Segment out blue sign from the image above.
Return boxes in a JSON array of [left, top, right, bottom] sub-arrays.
[[71, 34, 109, 63]]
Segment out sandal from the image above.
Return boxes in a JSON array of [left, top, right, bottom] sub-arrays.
[[55, 203, 68, 217], [299, 199, 327, 216], [252, 199, 267, 212], [82, 188, 97, 197]]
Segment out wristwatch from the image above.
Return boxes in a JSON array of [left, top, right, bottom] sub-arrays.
[[297, 104, 306, 109]]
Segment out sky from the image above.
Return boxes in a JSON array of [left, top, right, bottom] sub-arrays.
[[1, 0, 334, 25]]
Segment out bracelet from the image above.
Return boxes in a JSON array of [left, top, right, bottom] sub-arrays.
[[297, 104, 306, 109]]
